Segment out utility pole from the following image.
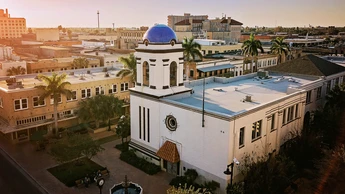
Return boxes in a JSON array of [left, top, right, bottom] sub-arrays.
[[97, 10, 100, 28], [112, 23, 115, 30]]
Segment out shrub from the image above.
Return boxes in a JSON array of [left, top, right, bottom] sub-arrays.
[[115, 142, 129, 152], [120, 150, 160, 175], [185, 169, 198, 184]]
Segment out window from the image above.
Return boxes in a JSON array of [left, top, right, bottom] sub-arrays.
[[335, 77, 340, 86], [50, 94, 62, 104], [95, 86, 104, 95], [14, 98, 28, 110], [121, 83, 129, 91], [239, 127, 245, 147], [143, 61, 149, 86], [81, 88, 91, 98], [271, 114, 275, 130], [109, 84, 117, 94], [282, 109, 286, 125], [306, 90, 312, 104], [316, 87, 322, 100], [170, 62, 177, 86], [287, 106, 294, 122], [139, 106, 141, 139], [295, 104, 299, 118], [326, 81, 331, 94], [252, 120, 262, 140], [67, 91, 77, 101], [33, 96, 45, 107]]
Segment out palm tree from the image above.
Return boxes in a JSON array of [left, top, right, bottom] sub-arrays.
[[72, 57, 89, 69], [6, 66, 26, 76], [182, 37, 203, 79], [242, 33, 264, 73], [35, 73, 72, 132], [116, 53, 137, 83], [270, 37, 290, 64]]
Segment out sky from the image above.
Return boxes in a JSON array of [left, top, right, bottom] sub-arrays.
[[1, 0, 344, 28]]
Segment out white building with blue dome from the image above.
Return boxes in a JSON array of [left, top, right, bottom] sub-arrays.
[[128, 24, 345, 193]]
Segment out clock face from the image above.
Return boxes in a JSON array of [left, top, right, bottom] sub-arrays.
[[165, 115, 177, 131], [98, 178, 105, 186]]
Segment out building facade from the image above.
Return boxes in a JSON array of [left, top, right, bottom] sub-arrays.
[[35, 28, 60, 41], [128, 24, 345, 194], [26, 57, 100, 74], [0, 70, 133, 143], [0, 9, 26, 39]]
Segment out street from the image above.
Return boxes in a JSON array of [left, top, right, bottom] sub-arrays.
[[0, 149, 47, 194]]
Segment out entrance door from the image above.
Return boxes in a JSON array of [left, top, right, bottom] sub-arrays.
[[164, 160, 180, 176]]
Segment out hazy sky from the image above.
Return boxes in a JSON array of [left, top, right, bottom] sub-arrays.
[[1, 0, 344, 28]]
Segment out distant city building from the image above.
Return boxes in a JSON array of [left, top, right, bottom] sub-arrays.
[[168, 13, 208, 31], [35, 28, 59, 41], [26, 57, 100, 74], [40, 46, 71, 58], [0, 8, 26, 39], [168, 13, 243, 43], [0, 60, 27, 76]]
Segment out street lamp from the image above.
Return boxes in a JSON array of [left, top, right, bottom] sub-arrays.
[[224, 158, 240, 185]]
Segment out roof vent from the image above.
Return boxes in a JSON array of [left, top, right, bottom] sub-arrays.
[[213, 88, 223, 92], [245, 95, 252, 102]]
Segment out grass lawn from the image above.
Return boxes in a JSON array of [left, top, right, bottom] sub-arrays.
[[47, 158, 105, 187], [96, 135, 120, 145]]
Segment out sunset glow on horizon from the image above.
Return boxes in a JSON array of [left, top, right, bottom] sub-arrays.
[[1, 0, 344, 28]]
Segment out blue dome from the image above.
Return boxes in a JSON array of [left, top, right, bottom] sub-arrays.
[[143, 24, 177, 43]]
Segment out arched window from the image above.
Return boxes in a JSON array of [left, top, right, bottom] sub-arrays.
[[170, 62, 177, 87], [143, 61, 149, 86]]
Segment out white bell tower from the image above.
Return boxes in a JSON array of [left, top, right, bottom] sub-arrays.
[[133, 24, 190, 97]]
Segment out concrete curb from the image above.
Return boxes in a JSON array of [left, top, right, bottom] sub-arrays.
[[0, 147, 50, 194]]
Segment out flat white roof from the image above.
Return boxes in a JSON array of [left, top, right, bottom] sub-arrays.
[[0, 69, 124, 92], [169, 74, 316, 116]]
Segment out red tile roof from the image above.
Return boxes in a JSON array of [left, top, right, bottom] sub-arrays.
[[156, 141, 180, 163], [175, 19, 204, 26], [220, 19, 243, 25]]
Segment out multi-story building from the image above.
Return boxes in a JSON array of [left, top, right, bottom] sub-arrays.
[[0, 70, 133, 143], [35, 28, 60, 41], [129, 24, 345, 193], [0, 44, 20, 60], [168, 13, 208, 31], [0, 9, 26, 39], [26, 57, 100, 74], [115, 27, 148, 49], [0, 60, 27, 76], [170, 14, 243, 43]]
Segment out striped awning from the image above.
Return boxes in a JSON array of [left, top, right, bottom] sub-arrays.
[[156, 141, 180, 163]]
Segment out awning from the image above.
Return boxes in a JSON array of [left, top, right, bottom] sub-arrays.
[[156, 141, 180, 163], [197, 63, 235, 73]]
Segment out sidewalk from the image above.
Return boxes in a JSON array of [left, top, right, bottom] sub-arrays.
[[0, 134, 173, 194]]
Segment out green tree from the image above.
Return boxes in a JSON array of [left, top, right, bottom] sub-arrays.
[[58, 25, 62, 31], [62, 28, 67, 33], [241, 33, 263, 73], [72, 57, 89, 69], [28, 28, 33, 33], [116, 53, 137, 83], [270, 37, 290, 64], [35, 73, 72, 132], [115, 115, 130, 144], [78, 96, 102, 128], [6, 66, 26, 76], [50, 133, 104, 165], [182, 37, 203, 80], [78, 95, 123, 129]]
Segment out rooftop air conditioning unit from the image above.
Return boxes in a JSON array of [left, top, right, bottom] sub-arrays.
[[245, 95, 252, 102]]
